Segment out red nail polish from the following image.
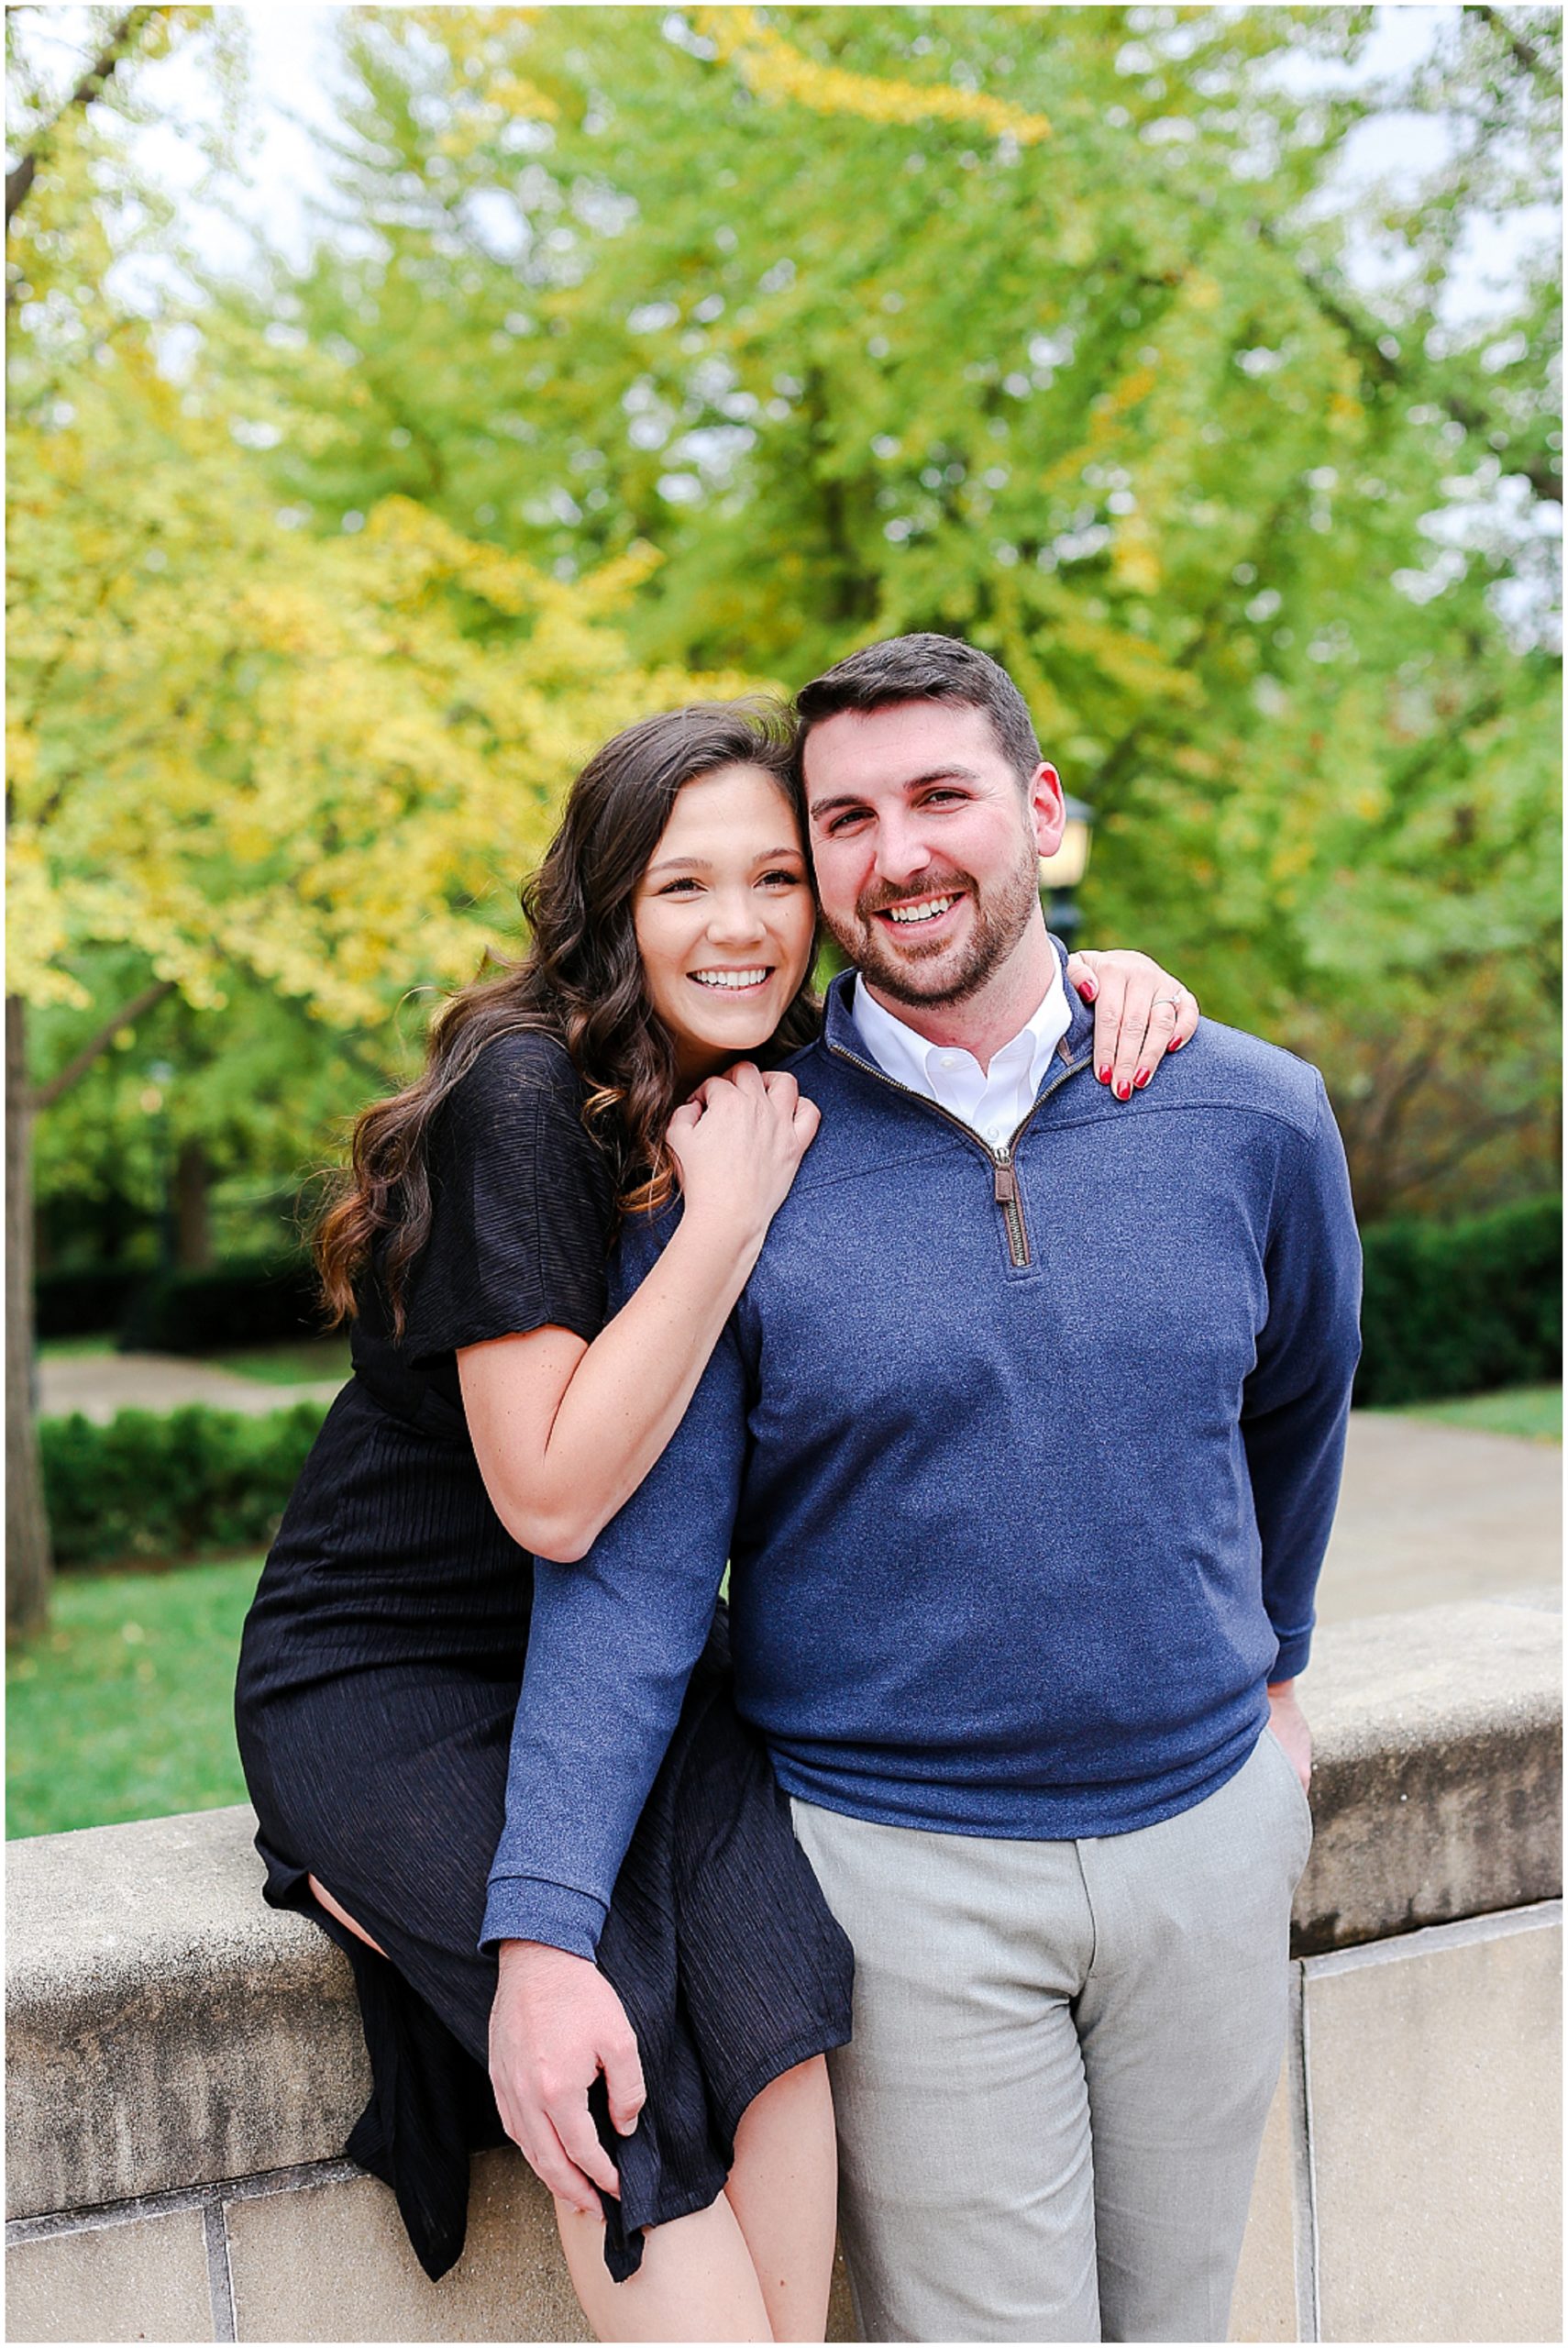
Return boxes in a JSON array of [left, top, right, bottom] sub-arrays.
[[1116, 1080, 1131, 1101], [1170, 1036, 1184, 1051], [1099, 1066, 1111, 1083], [1133, 1069, 1150, 1088]]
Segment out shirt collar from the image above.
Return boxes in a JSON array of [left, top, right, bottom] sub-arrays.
[[850, 959, 1070, 1095]]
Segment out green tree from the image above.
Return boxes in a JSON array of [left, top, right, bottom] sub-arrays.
[[10, 4, 1559, 1624], [30, 962, 403, 1272], [227, 5, 1560, 1214], [6, 7, 726, 1634]]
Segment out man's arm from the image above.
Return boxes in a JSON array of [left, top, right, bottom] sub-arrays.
[[1242, 1071, 1363, 1698], [480, 1220, 752, 2207], [480, 1290, 749, 1955]]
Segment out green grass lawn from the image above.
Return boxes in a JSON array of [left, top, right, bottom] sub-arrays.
[[1383, 1384, 1562, 1443], [6, 1556, 260, 1840]]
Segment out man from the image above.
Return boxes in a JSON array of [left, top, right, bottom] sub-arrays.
[[482, 635, 1361, 2342]]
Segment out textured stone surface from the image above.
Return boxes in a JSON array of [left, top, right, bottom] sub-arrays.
[[1228, 2062, 1297, 2342], [6, 2208, 213, 2343], [6, 1807, 367, 2219], [225, 2149, 589, 2342], [1292, 1596, 1561, 1955], [1307, 1906, 1562, 2344]]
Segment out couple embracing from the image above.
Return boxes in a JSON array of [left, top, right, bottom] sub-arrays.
[[236, 633, 1361, 2344]]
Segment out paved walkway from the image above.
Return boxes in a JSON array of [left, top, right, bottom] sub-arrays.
[[38, 1354, 346, 1423], [36, 1357, 1562, 1623], [1316, 1413, 1561, 1623]]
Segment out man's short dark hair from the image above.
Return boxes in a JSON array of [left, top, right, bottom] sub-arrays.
[[792, 634, 1043, 789]]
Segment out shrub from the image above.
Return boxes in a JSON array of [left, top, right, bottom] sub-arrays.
[[1356, 1196, 1562, 1408], [35, 1265, 149, 1341], [40, 1402, 331, 1569], [116, 1254, 323, 1354], [36, 1253, 326, 1353]]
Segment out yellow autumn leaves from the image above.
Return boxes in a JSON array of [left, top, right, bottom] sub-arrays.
[[9, 370, 736, 1031]]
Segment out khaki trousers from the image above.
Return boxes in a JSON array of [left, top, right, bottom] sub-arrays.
[[791, 1729, 1311, 2343]]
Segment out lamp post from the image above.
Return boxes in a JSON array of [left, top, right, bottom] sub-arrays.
[[1039, 793, 1095, 944]]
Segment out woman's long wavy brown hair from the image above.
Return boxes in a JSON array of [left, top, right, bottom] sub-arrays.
[[315, 699, 822, 1335]]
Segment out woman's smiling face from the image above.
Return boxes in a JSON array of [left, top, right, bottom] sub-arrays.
[[633, 762, 817, 1087]]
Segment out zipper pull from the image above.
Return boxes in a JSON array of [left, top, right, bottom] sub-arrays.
[[993, 1157, 1017, 1206]]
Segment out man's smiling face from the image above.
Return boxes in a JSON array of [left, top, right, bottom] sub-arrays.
[[801, 700, 1066, 1009]]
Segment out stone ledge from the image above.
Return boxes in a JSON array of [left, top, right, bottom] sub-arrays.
[[9, 1911, 1559, 2343], [1293, 1595, 1561, 1956], [6, 1809, 368, 2222], [6, 1595, 1560, 2224]]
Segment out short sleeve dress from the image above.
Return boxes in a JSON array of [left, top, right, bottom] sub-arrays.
[[234, 1031, 853, 2286]]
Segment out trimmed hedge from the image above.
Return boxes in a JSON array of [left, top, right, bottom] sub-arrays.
[[39, 1402, 331, 1569], [118, 1253, 321, 1354], [37, 1253, 322, 1351], [1356, 1196, 1562, 1408], [35, 1265, 150, 1341]]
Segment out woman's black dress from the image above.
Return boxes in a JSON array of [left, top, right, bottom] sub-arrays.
[[234, 1031, 853, 2286]]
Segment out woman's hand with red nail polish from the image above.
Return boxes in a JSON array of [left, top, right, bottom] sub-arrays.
[[1072, 949, 1200, 1100]]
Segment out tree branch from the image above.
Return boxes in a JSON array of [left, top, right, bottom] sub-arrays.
[[6, 6, 161, 231], [1077, 493, 1296, 820], [1261, 224, 1562, 507], [1364, 686, 1507, 842], [28, 977, 176, 1111], [1389, 1099, 1541, 1197], [1463, 4, 1554, 84]]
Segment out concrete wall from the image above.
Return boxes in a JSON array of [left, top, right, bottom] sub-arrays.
[[7, 1594, 1561, 2344]]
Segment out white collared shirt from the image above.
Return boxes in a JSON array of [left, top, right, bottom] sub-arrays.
[[850, 967, 1072, 1151]]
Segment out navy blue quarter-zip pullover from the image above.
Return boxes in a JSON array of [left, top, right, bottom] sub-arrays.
[[481, 958, 1363, 1959]]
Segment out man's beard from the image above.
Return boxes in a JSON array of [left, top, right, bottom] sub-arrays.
[[823, 836, 1042, 1009]]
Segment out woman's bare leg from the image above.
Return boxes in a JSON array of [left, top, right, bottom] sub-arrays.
[[307, 1873, 787, 2339], [307, 1872, 387, 1958], [305, 1880, 834, 2341], [556, 2057, 839, 2344], [723, 2057, 839, 2342], [555, 2192, 772, 2343]]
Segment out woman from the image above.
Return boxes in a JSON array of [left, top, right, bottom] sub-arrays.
[[234, 698, 1197, 2343]]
